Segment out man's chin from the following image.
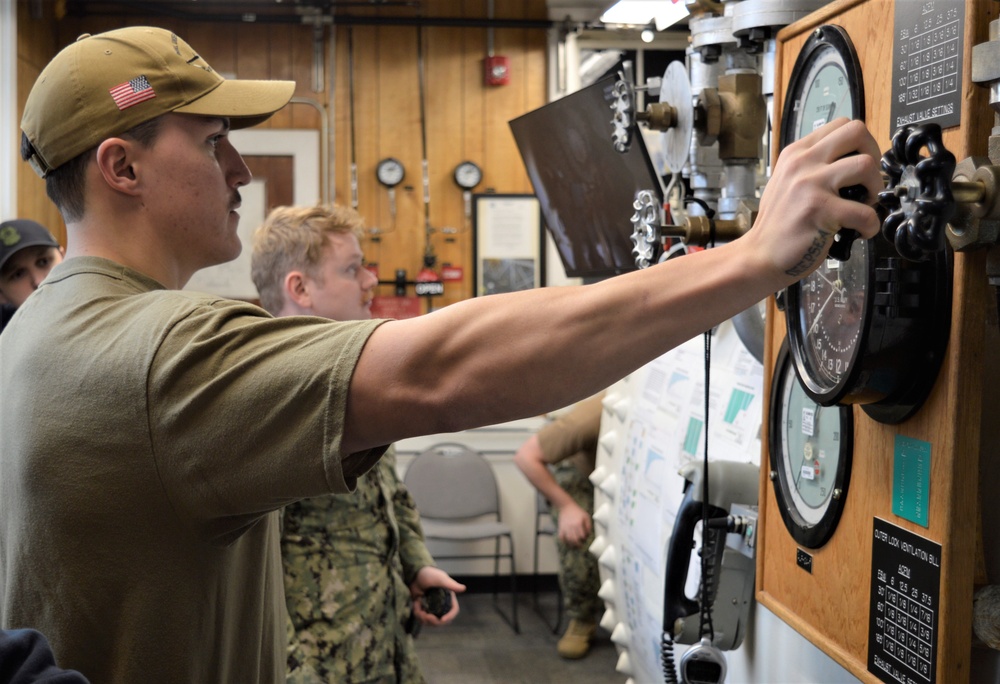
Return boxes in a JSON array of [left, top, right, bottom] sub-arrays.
[[196, 244, 243, 273]]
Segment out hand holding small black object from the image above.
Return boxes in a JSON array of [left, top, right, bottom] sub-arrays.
[[421, 587, 452, 618]]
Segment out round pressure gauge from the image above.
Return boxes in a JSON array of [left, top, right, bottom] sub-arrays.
[[780, 25, 862, 144], [780, 25, 951, 424], [376, 157, 405, 188], [769, 341, 853, 548], [454, 161, 482, 190]]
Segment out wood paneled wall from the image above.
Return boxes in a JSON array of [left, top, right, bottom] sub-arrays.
[[15, 0, 548, 307]]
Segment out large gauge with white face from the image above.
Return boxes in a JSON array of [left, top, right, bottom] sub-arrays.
[[769, 341, 853, 548], [785, 27, 858, 140]]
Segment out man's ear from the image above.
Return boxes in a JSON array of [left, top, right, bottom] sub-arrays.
[[94, 138, 141, 197], [283, 270, 311, 309]]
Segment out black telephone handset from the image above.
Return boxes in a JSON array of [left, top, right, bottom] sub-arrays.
[[661, 461, 758, 684], [662, 478, 728, 635]]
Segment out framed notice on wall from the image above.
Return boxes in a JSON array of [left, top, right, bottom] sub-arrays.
[[472, 194, 546, 296]]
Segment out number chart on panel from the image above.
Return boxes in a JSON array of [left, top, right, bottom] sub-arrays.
[[759, 1, 998, 683]]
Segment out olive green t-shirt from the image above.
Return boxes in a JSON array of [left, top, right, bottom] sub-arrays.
[[0, 257, 386, 683]]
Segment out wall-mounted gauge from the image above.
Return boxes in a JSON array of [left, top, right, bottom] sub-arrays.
[[781, 25, 862, 144], [769, 341, 853, 549], [454, 161, 482, 190], [780, 25, 951, 424], [376, 157, 405, 188]]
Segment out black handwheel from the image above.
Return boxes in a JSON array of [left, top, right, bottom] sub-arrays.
[[878, 123, 956, 261]]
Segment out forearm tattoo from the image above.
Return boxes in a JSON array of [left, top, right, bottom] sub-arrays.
[[785, 228, 833, 277]]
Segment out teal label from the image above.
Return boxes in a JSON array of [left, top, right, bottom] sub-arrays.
[[892, 435, 931, 527]]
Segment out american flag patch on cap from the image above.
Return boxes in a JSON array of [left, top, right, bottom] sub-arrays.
[[109, 75, 156, 110]]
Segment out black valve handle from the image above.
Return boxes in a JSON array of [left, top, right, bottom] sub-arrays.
[[828, 184, 868, 261], [878, 123, 956, 261]]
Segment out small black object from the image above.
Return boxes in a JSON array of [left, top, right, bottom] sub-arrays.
[[422, 587, 452, 618], [839, 184, 867, 203], [827, 184, 868, 261], [827, 228, 859, 261]]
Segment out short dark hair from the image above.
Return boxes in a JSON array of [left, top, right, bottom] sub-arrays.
[[21, 117, 164, 223]]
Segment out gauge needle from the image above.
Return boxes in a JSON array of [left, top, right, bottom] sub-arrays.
[[808, 287, 839, 336], [808, 272, 847, 337], [814, 267, 847, 297], [826, 101, 837, 123]]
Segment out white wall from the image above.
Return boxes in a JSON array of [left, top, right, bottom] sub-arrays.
[[2, 0, 17, 217]]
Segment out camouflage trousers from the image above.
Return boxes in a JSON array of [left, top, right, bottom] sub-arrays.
[[551, 462, 603, 621], [285, 615, 424, 684], [283, 554, 425, 684]]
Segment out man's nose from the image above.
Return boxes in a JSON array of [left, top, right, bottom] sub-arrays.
[[221, 138, 252, 188]]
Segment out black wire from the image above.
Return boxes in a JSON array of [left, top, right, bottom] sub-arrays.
[[684, 195, 716, 219], [699, 227, 716, 645], [661, 630, 679, 684]]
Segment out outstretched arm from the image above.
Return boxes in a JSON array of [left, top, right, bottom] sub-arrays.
[[343, 119, 883, 453]]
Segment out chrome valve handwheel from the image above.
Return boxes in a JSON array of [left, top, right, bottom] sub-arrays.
[[611, 74, 635, 153], [630, 189, 663, 269]]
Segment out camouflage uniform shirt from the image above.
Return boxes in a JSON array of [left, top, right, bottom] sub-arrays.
[[283, 447, 435, 684]]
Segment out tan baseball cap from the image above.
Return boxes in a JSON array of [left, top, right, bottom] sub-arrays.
[[21, 26, 295, 178]]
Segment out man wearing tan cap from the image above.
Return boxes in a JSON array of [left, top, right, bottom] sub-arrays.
[[1, 25, 885, 684]]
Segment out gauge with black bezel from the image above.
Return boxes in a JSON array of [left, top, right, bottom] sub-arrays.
[[769, 341, 853, 548], [781, 25, 951, 424]]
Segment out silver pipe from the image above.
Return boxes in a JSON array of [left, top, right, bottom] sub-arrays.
[[290, 96, 331, 205]]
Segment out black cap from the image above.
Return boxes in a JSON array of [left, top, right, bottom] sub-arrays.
[[0, 220, 60, 271]]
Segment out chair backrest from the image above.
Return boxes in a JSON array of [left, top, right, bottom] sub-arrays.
[[404, 442, 501, 520]]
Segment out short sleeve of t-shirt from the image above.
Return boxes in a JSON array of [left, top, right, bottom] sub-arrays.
[[536, 392, 605, 473], [146, 296, 385, 535]]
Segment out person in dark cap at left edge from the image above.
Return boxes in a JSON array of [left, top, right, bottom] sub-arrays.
[[0, 218, 64, 334]]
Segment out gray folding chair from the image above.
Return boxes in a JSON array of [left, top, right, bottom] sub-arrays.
[[532, 490, 563, 634], [403, 442, 519, 633]]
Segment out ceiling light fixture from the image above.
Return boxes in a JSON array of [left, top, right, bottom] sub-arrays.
[[600, 0, 689, 31]]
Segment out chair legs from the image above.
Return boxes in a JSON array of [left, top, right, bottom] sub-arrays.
[[491, 534, 519, 633], [532, 525, 563, 634]]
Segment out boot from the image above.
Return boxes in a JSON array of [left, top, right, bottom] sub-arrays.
[[557, 618, 597, 659]]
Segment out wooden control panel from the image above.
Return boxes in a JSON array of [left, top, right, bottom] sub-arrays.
[[758, 1, 999, 682]]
